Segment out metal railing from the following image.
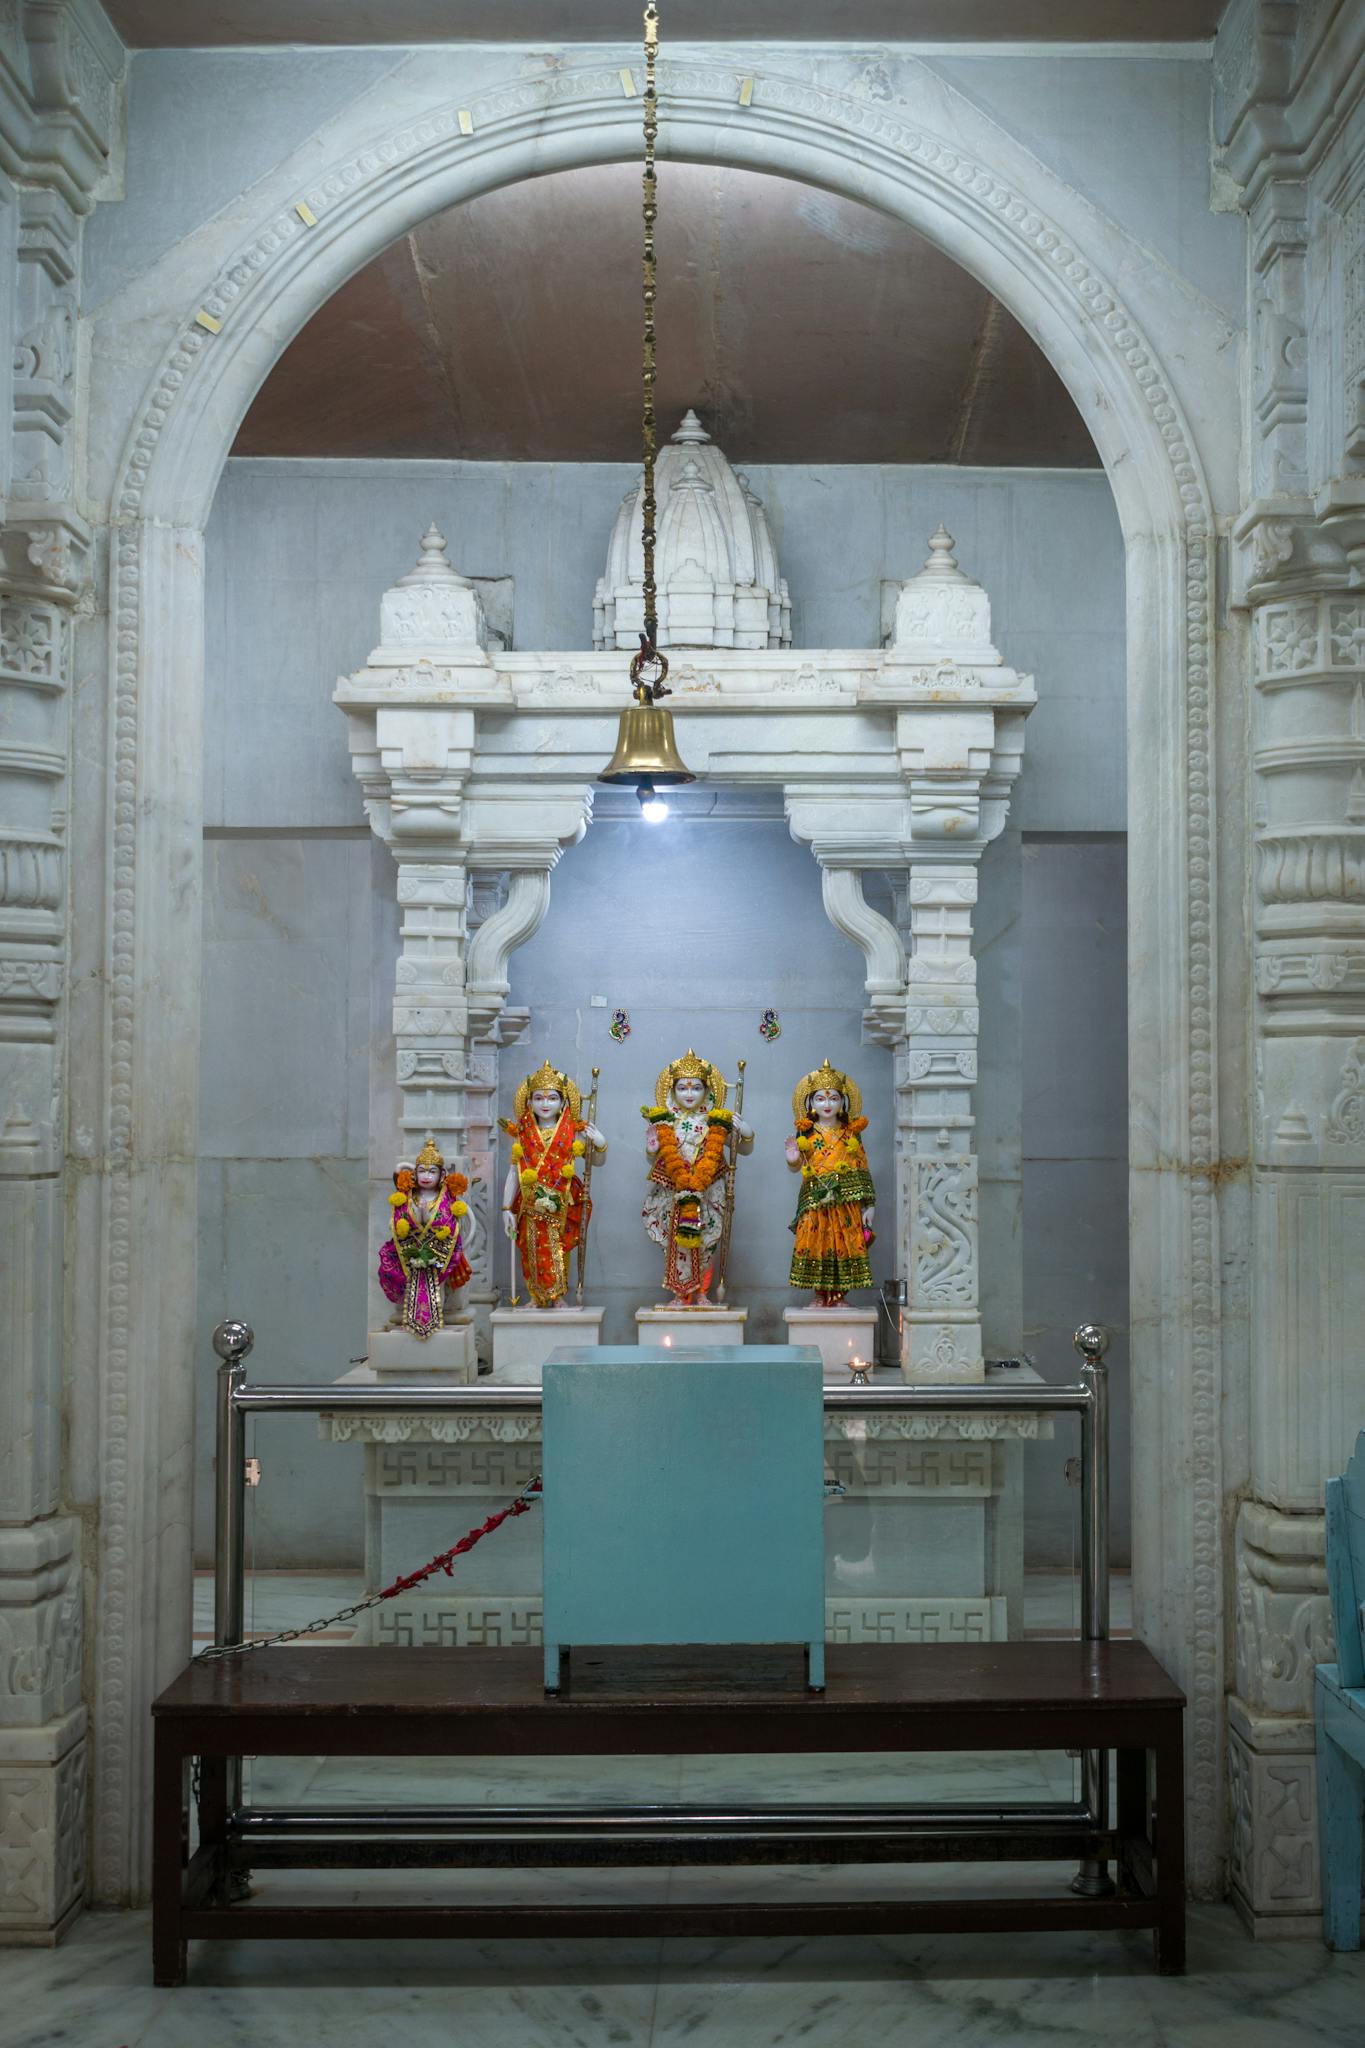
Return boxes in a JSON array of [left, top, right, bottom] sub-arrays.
[[209, 1318, 1114, 1894]]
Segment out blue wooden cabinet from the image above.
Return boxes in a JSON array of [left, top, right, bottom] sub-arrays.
[[541, 1346, 826, 1691], [1315, 1427, 1365, 1949]]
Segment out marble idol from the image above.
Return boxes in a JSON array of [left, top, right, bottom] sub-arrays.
[[377, 1132, 474, 1338], [785, 1059, 876, 1307], [500, 1059, 606, 1308], [641, 1049, 753, 1306]]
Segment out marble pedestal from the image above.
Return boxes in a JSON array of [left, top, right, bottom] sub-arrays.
[[634, 1305, 748, 1348], [368, 1319, 475, 1381], [784, 1305, 879, 1382], [492, 1306, 605, 1377], [320, 1361, 1049, 1648]]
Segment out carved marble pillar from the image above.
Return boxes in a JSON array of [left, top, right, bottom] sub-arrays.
[[0, 521, 87, 1942], [1230, 585, 1365, 1932], [336, 531, 588, 1354], [462, 872, 532, 1368], [787, 526, 1029, 1386], [895, 864, 983, 1384], [0, 0, 121, 1941]]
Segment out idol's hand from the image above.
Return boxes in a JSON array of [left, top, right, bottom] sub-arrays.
[[584, 1121, 606, 1151], [784, 1136, 800, 1166], [733, 1116, 753, 1141], [502, 1208, 517, 1240], [861, 1205, 876, 1231], [645, 1127, 661, 1156]]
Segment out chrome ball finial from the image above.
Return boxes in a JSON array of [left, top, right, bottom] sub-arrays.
[[1073, 1323, 1109, 1364], [212, 1318, 254, 1363]]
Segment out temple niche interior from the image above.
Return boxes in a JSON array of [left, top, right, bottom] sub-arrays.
[[6, 3, 1365, 2041], [197, 160, 1130, 1579]]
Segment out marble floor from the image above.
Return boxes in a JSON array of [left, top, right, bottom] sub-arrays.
[[12, 1573, 1316, 2047], [4, 1883, 1363, 2048]]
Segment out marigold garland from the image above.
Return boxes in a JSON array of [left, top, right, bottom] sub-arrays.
[[649, 1114, 730, 1192]]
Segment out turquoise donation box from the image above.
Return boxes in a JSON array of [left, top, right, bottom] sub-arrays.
[[541, 1346, 826, 1691]]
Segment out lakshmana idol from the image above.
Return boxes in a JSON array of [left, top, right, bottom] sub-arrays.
[[500, 1060, 606, 1308], [642, 1050, 753, 1306], [377, 1132, 473, 1339], [785, 1059, 876, 1307]]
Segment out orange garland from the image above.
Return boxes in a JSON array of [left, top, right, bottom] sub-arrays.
[[652, 1118, 730, 1192]]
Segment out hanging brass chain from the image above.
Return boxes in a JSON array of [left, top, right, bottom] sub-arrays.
[[640, 0, 660, 661]]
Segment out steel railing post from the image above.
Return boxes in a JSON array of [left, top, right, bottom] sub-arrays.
[[1072, 1321, 1114, 1898], [212, 1318, 254, 1861]]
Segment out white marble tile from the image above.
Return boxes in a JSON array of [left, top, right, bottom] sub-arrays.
[[7, 1900, 1365, 2048]]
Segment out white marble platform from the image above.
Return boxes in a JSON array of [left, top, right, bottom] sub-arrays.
[[634, 1306, 748, 1348], [783, 1304, 878, 1381], [367, 1320, 475, 1381], [492, 1306, 605, 1377], [319, 1360, 1051, 1649]]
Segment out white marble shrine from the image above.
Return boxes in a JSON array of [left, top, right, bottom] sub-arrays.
[[333, 468, 1033, 1388], [3, 0, 1365, 1968]]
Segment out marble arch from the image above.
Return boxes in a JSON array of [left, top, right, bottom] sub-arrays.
[[88, 56, 1234, 1901]]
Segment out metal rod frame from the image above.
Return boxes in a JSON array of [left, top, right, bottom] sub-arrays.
[[210, 1320, 1113, 1880]]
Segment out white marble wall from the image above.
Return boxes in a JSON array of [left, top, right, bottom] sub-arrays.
[[67, 26, 1244, 1909], [197, 458, 1127, 1567], [1214, 0, 1365, 1938], [0, 0, 123, 1944]]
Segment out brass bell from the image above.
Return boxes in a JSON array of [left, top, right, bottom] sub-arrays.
[[598, 701, 695, 788]]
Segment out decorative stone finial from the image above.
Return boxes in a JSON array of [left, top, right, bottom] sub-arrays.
[[378, 523, 488, 650], [672, 408, 711, 445], [890, 521, 995, 655], [921, 524, 963, 578], [593, 407, 790, 651], [398, 523, 473, 589]]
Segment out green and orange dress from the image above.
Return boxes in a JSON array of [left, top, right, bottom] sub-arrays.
[[788, 1119, 875, 1296]]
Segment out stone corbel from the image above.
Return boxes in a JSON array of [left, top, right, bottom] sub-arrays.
[[6, 0, 123, 212], [0, 511, 91, 599], [466, 869, 552, 1041], [907, 776, 982, 843], [818, 866, 907, 1046]]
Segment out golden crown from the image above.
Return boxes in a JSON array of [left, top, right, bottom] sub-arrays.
[[793, 1058, 862, 1123], [514, 1059, 582, 1122], [655, 1049, 727, 1110], [415, 1132, 444, 1170]]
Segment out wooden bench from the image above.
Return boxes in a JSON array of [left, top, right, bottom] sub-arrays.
[[152, 1638, 1185, 1984]]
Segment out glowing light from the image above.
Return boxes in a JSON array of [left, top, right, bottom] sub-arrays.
[[638, 782, 670, 824]]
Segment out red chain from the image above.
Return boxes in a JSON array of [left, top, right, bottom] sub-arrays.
[[379, 1478, 542, 1600]]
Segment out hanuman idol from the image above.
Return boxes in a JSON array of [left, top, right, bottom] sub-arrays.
[[785, 1059, 876, 1307], [642, 1050, 752, 1306], [377, 1132, 473, 1339], [500, 1060, 606, 1308]]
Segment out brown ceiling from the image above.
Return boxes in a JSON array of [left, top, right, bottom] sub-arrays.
[[105, 2, 1226, 47], [234, 163, 1100, 467]]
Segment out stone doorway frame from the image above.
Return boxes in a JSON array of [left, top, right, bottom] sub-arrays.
[[83, 58, 1235, 1902]]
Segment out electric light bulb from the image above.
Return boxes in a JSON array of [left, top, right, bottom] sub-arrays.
[[641, 794, 670, 824]]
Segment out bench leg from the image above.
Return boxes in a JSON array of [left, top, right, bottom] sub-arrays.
[[1116, 1746, 1149, 1893], [544, 1641, 562, 1693], [806, 1639, 825, 1692], [197, 1754, 230, 1903], [152, 1733, 188, 1987], [1152, 1725, 1186, 1975], [1316, 1692, 1364, 1951]]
